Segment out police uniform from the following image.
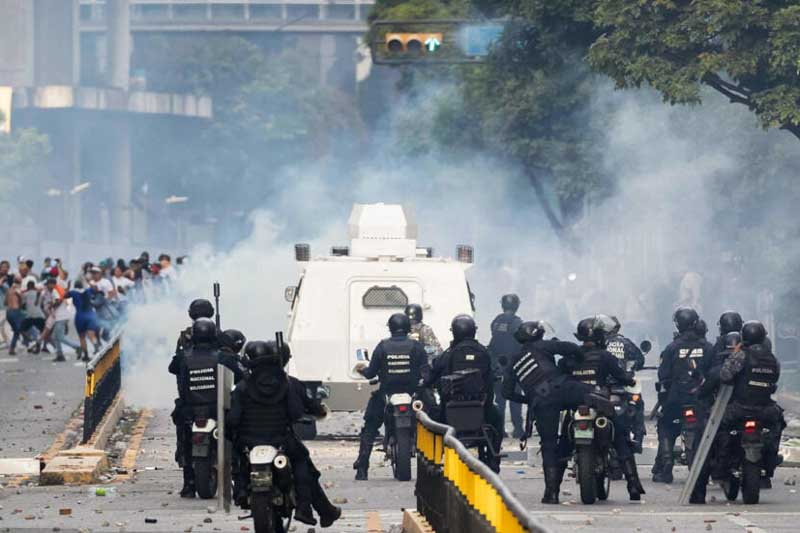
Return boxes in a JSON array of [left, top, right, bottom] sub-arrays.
[[409, 322, 443, 362], [425, 338, 502, 471], [354, 334, 429, 476], [606, 332, 646, 449], [488, 312, 524, 437], [168, 326, 194, 467], [654, 331, 711, 481]]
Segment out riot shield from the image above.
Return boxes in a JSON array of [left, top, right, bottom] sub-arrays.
[[679, 384, 733, 505], [217, 364, 234, 513]]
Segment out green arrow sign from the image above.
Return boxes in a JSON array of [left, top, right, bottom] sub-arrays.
[[425, 37, 441, 52]]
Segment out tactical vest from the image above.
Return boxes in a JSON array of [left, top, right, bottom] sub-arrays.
[[670, 337, 706, 384], [446, 340, 491, 392], [606, 336, 626, 364], [512, 343, 558, 390], [184, 347, 219, 407], [237, 380, 290, 445], [733, 346, 779, 406], [570, 349, 604, 387], [380, 337, 417, 392]]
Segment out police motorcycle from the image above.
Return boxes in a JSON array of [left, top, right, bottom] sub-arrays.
[[242, 444, 295, 533], [720, 416, 773, 504], [564, 401, 615, 504], [382, 386, 421, 482], [191, 411, 219, 498], [439, 369, 502, 472]]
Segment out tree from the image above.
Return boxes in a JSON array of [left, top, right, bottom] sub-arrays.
[[499, 1, 800, 140], [0, 126, 51, 210]]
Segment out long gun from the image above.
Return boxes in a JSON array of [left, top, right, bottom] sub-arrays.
[[213, 282, 221, 330]]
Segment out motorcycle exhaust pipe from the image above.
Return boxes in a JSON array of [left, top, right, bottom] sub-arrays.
[[595, 417, 609, 429], [412, 400, 424, 412], [274, 454, 289, 470]]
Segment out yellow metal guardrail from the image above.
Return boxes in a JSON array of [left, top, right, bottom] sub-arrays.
[[82, 333, 123, 443], [415, 411, 550, 533]]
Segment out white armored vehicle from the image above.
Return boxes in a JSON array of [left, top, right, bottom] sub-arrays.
[[284, 203, 475, 413]]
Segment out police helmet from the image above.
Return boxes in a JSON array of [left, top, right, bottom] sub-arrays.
[[610, 315, 622, 333], [574, 316, 612, 346], [388, 313, 411, 336], [244, 340, 282, 366], [718, 311, 744, 336], [673, 307, 699, 333], [723, 331, 742, 350], [220, 329, 246, 353], [501, 294, 520, 313], [192, 317, 217, 344], [188, 299, 215, 321], [695, 319, 709, 338], [451, 315, 477, 343], [405, 304, 423, 325], [741, 321, 767, 346], [514, 321, 546, 344]]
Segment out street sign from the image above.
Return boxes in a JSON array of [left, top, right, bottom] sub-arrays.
[[425, 36, 441, 52], [460, 24, 504, 57]]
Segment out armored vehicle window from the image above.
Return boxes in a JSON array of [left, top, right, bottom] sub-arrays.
[[362, 286, 409, 308]]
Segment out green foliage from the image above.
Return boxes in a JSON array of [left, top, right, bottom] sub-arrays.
[[0, 128, 51, 205]]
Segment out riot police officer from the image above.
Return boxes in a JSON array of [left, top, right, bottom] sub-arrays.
[[168, 299, 214, 497], [606, 316, 646, 452], [227, 341, 341, 527], [715, 311, 744, 355], [559, 317, 644, 501], [653, 307, 712, 483], [502, 321, 614, 504], [488, 294, 524, 438], [424, 315, 502, 471], [406, 304, 443, 361], [353, 313, 429, 481], [690, 321, 783, 503], [218, 329, 247, 382]]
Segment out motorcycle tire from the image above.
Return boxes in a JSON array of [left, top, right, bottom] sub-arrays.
[[596, 456, 610, 501], [577, 446, 597, 505], [393, 429, 413, 482], [252, 493, 277, 533], [742, 461, 761, 504], [722, 475, 740, 502], [194, 460, 218, 499]]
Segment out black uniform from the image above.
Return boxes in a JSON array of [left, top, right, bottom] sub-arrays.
[[168, 326, 194, 467], [425, 338, 502, 470], [654, 331, 711, 481], [488, 312, 524, 438], [354, 334, 429, 473], [558, 346, 636, 462], [606, 332, 646, 449]]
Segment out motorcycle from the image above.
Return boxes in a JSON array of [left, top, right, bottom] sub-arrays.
[[569, 404, 614, 504], [191, 414, 218, 499], [245, 445, 295, 533], [383, 392, 418, 481], [721, 417, 771, 504], [676, 404, 699, 467]]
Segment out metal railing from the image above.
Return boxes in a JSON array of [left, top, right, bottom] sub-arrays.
[[415, 411, 550, 533], [82, 333, 123, 444]]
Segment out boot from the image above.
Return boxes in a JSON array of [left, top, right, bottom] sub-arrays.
[[312, 481, 342, 528], [180, 468, 195, 498], [541, 466, 563, 504], [294, 502, 317, 526], [689, 474, 707, 504], [353, 431, 374, 481], [53, 353, 66, 362], [652, 436, 674, 484], [623, 457, 645, 501]]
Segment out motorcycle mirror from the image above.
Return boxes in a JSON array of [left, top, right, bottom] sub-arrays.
[[640, 340, 652, 354]]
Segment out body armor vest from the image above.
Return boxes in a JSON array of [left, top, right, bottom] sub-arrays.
[[670, 337, 706, 385], [184, 347, 219, 408], [570, 348, 605, 387], [237, 379, 290, 445], [447, 340, 491, 392], [380, 337, 417, 392], [513, 343, 559, 391], [734, 346, 779, 406]]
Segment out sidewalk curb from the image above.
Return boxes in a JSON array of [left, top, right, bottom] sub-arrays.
[[402, 510, 435, 533]]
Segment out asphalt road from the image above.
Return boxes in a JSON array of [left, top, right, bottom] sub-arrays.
[[2, 360, 800, 532]]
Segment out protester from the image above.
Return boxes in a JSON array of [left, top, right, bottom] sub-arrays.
[[0, 260, 11, 348], [66, 280, 101, 361], [5, 276, 24, 355], [20, 280, 46, 353]]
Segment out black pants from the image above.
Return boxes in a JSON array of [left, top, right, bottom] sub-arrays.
[[494, 381, 524, 435], [530, 379, 593, 469], [235, 435, 316, 507]]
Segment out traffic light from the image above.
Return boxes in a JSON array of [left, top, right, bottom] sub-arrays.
[[385, 33, 443, 56]]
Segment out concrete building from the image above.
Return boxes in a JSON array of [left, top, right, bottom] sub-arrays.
[[0, 0, 211, 265]]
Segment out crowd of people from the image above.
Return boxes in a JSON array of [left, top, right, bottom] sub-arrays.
[[0, 252, 183, 362]]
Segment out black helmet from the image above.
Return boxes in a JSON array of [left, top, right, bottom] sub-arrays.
[[451, 315, 477, 343], [274, 340, 292, 366], [723, 331, 742, 350], [610, 315, 621, 333], [220, 329, 246, 353], [501, 294, 520, 313], [192, 317, 217, 344], [741, 321, 767, 346], [695, 319, 708, 337], [574, 315, 612, 346], [514, 321, 546, 344], [244, 340, 282, 366], [188, 299, 215, 321], [405, 304, 423, 325], [673, 307, 699, 333], [388, 313, 411, 336], [718, 311, 744, 335]]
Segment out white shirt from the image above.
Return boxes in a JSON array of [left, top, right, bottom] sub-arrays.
[[93, 278, 115, 297], [54, 291, 75, 322], [113, 276, 134, 301], [159, 265, 177, 281]]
